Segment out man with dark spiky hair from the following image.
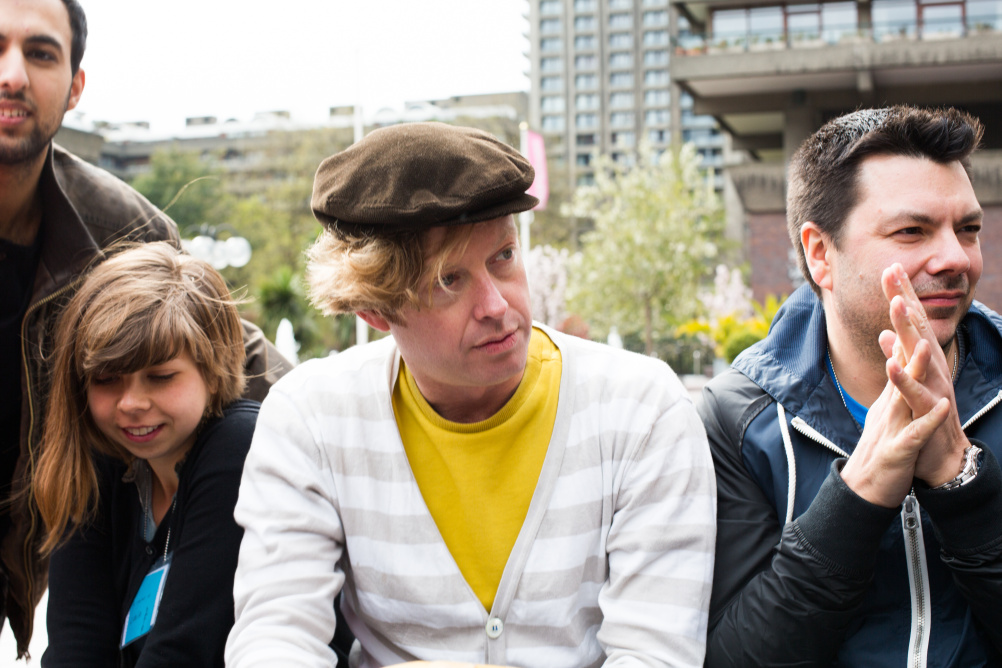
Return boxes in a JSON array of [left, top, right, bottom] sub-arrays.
[[0, 0, 289, 657], [701, 106, 1002, 666]]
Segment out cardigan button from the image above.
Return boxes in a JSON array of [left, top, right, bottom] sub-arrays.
[[485, 617, 503, 639], [145, 545, 154, 556]]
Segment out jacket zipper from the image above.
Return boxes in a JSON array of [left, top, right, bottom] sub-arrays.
[[902, 495, 930, 668], [961, 389, 1002, 430], [789, 417, 850, 458]]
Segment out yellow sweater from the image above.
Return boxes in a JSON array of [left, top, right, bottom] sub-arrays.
[[392, 328, 561, 611]]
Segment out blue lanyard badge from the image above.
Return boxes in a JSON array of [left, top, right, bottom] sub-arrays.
[[121, 556, 171, 648]]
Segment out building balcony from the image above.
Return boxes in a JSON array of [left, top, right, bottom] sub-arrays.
[[670, 10, 1002, 158]]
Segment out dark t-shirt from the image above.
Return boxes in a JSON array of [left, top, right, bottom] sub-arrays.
[[0, 228, 43, 502]]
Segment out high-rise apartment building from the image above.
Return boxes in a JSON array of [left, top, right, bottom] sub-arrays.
[[527, 0, 724, 196]]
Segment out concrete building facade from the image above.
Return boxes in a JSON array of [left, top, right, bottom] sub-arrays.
[[669, 0, 1002, 309]]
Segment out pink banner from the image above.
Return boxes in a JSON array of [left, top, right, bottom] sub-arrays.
[[525, 130, 549, 211]]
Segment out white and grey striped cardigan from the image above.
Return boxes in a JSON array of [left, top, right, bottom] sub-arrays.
[[226, 324, 716, 668]]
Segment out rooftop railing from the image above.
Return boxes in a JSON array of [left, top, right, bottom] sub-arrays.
[[675, 14, 1001, 55]]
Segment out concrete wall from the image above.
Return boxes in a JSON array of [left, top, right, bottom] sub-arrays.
[[747, 211, 795, 302]]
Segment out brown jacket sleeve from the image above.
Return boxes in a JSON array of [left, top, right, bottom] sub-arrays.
[[240, 319, 294, 402]]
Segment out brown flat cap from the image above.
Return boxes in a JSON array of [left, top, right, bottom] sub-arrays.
[[311, 122, 538, 235]]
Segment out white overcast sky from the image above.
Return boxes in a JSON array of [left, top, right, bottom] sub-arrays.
[[68, 0, 530, 133]]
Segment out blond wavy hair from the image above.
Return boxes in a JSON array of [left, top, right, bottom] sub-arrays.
[[33, 242, 246, 555], [306, 223, 480, 324]]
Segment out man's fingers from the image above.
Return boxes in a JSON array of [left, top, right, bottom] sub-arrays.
[[887, 343, 935, 414], [888, 295, 928, 365], [882, 263, 924, 314], [902, 338, 932, 384], [879, 330, 897, 360], [904, 397, 950, 444]]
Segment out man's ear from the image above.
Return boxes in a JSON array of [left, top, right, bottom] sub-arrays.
[[66, 68, 85, 112], [356, 310, 391, 333], [801, 222, 834, 291]]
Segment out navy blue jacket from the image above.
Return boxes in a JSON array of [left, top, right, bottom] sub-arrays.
[[700, 285, 1002, 667]]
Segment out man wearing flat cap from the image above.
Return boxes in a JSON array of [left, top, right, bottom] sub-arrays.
[[225, 122, 716, 668]]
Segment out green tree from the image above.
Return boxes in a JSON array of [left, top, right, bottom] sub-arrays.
[[132, 148, 230, 231], [221, 127, 355, 357], [566, 144, 725, 356]]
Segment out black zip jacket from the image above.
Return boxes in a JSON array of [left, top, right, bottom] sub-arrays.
[[700, 286, 1002, 667]]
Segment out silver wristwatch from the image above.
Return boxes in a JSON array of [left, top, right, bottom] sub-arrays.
[[932, 444, 983, 491]]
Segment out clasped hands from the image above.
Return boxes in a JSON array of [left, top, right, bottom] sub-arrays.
[[840, 263, 971, 508]]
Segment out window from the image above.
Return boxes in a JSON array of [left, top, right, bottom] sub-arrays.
[[541, 76, 563, 91], [822, 2, 857, 43], [540, 18, 562, 34], [612, 131, 636, 147], [576, 133, 597, 146], [610, 71, 634, 87], [643, 10, 668, 26], [575, 93, 599, 109], [645, 109, 669, 124], [920, 0, 964, 38], [612, 152, 637, 166], [541, 37, 563, 52], [644, 69, 669, 85], [576, 113, 599, 128], [787, 3, 821, 42], [643, 49, 668, 65], [712, 8, 747, 43], [575, 54, 597, 69], [609, 32, 633, 48], [542, 115, 565, 132], [648, 128, 668, 143], [610, 0, 632, 8], [643, 29, 669, 45], [644, 89, 669, 106], [541, 96, 565, 112], [873, 0, 918, 39], [683, 128, 714, 143], [749, 6, 784, 42], [577, 173, 595, 187], [609, 12, 632, 28], [610, 111, 635, 127], [643, 0, 667, 6], [541, 57, 563, 72], [574, 0, 597, 11], [699, 148, 723, 167], [610, 92, 634, 108], [575, 73, 598, 88], [540, 0, 561, 14], [576, 153, 592, 166], [575, 34, 597, 49], [575, 15, 597, 31], [609, 51, 633, 68]]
